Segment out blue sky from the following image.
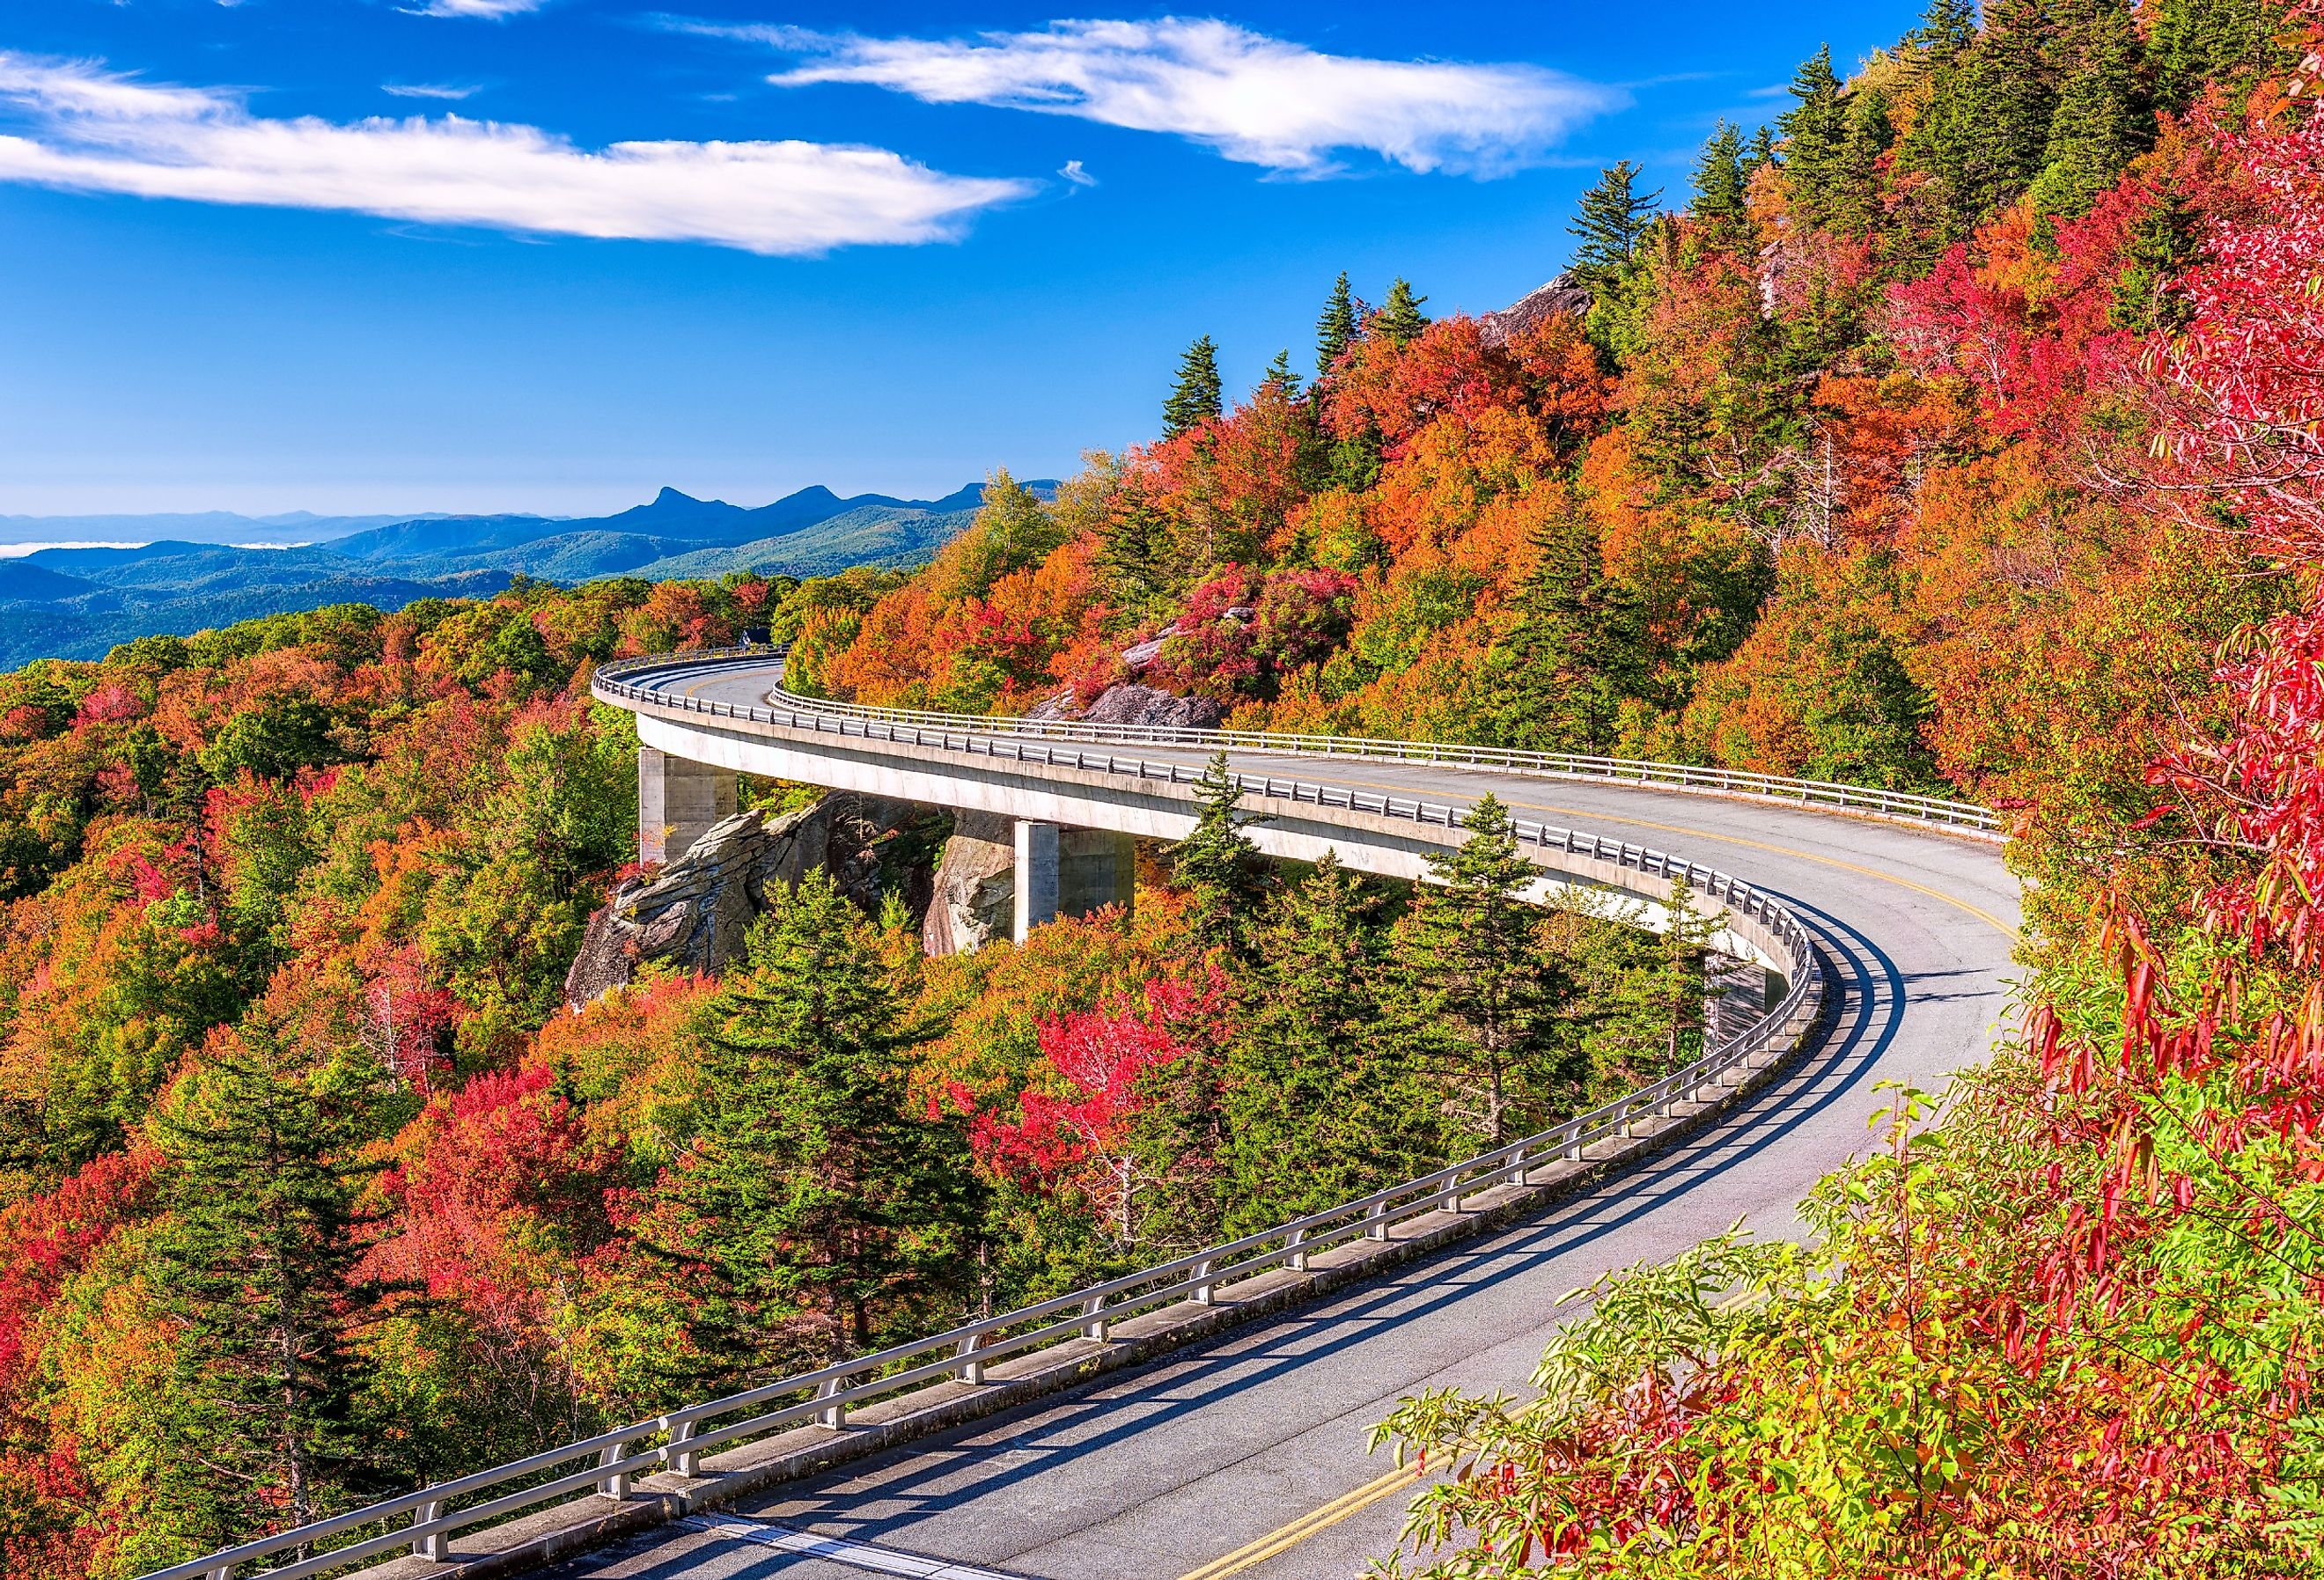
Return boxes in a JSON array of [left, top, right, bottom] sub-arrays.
[[0, 1, 1922, 517]]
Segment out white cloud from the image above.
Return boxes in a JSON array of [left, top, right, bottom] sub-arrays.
[[0, 53, 1033, 254], [381, 82, 481, 99], [1058, 157, 1094, 186], [753, 18, 1622, 176], [410, 0, 551, 18]]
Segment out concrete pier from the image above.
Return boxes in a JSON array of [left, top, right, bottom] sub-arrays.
[[638, 745, 739, 866], [1011, 820, 1136, 943]]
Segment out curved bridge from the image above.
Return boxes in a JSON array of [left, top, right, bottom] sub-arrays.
[[155, 650, 2020, 1580]]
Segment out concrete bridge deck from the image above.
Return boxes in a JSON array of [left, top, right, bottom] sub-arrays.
[[556, 654, 2019, 1580]]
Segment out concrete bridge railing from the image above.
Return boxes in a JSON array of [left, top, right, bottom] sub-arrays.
[[595, 647, 2002, 839], [144, 655, 1841, 1580]]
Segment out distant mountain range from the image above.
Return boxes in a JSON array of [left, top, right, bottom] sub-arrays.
[[0, 481, 1042, 669]]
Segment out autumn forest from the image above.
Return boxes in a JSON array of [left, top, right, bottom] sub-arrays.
[[5, 0, 2324, 1573]]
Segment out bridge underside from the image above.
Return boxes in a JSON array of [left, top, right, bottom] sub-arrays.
[[634, 712, 1791, 977]]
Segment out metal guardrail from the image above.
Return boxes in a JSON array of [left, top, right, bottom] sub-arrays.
[[594, 646, 1999, 837], [151, 648, 1829, 1580]]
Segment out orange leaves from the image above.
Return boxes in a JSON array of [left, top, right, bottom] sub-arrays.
[[1322, 316, 1529, 455]]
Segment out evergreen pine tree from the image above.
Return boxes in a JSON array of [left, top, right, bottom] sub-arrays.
[[1169, 753, 1273, 959], [148, 1025, 396, 1546], [1779, 46, 1851, 225], [1945, 0, 2066, 223], [2033, 0, 2154, 218], [1745, 124, 1778, 175], [2107, 191, 2203, 334], [2149, 0, 2291, 115], [1315, 272, 1359, 378], [1371, 278, 1431, 346], [1567, 162, 1663, 294], [1588, 879, 1724, 1082], [1828, 85, 1897, 235], [1161, 335, 1224, 440], [1689, 121, 1749, 224], [1098, 489, 1173, 619], [1260, 348, 1302, 398], [655, 871, 979, 1367], [1221, 855, 1440, 1231], [1384, 796, 1580, 1147], [1915, 0, 1979, 62], [1482, 501, 1647, 753]]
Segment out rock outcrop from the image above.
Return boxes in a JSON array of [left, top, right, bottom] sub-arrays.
[[565, 803, 832, 1007], [922, 810, 1018, 956], [1479, 271, 1594, 347], [1082, 683, 1224, 729]]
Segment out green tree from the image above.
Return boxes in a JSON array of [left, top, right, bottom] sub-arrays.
[[1779, 45, 1850, 225], [1905, 0, 2063, 233], [1372, 278, 1431, 347], [1315, 271, 1359, 378], [2031, 0, 2153, 219], [1915, 0, 1978, 61], [2108, 191, 2203, 334], [2149, 0, 2291, 114], [1222, 855, 1441, 1231], [1566, 162, 1663, 294], [1385, 796, 1580, 1147], [1162, 335, 1225, 440], [1259, 348, 1302, 399], [147, 1024, 398, 1548], [1689, 121, 1749, 224], [1169, 754, 1273, 959], [1828, 85, 1897, 236], [1602, 878, 1725, 1075], [1482, 502, 1647, 753], [652, 871, 979, 1369]]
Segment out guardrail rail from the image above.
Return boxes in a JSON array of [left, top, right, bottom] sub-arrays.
[[596, 647, 2000, 837]]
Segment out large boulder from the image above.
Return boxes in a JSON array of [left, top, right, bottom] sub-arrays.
[[564, 801, 835, 1009], [1080, 684, 1224, 730], [1478, 271, 1593, 347], [923, 810, 1017, 956]]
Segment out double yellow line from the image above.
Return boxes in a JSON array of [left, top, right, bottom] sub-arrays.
[[1174, 1459, 1424, 1580]]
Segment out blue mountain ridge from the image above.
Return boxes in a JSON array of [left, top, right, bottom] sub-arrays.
[[0, 479, 1053, 668]]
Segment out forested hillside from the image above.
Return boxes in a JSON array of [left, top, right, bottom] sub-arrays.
[[791, 0, 2324, 1566], [4, 0, 2323, 1573]]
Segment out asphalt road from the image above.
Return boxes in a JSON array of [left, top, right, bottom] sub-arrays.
[[568, 660, 2021, 1580]]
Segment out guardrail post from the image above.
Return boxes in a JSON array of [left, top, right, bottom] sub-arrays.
[[1082, 1293, 1109, 1341], [1189, 1258, 1215, 1305], [208, 1565, 234, 1580], [1364, 1201, 1388, 1241], [956, 1331, 987, 1385], [669, 1415, 699, 1478], [412, 1486, 449, 1561], [1288, 1227, 1310, 1273], [598, 1438, 632, 1499], [817, 1375, 848, 1430]]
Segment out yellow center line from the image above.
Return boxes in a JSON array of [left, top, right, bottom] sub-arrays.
[[1173, 1462, 1422, 1580]]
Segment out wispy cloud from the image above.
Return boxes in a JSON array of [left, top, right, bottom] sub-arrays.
[[409, 0, 552, 18], [0, 52, 1033, 254], [381, 82, 481, 100], [1058, 158, 1094, 187], [709, 18, 1621, 177]]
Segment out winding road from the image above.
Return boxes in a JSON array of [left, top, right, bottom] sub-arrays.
[[554, 654, 2020, 1580]]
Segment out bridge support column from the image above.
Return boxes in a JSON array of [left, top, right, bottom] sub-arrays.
[[1012, 822, 1136, 943], [638, 745, 738, 866], [1013, 821, 1060, 941]]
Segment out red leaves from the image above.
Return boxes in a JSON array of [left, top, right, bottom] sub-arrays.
[[966, 969, 1226, 1239]]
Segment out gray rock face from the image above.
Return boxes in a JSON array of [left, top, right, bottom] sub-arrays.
[[1080, 683, 1224, 730], [1479, 270, 1594, 347], [564, 801, 833, 1009], [923, 810, 1017, 957]]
